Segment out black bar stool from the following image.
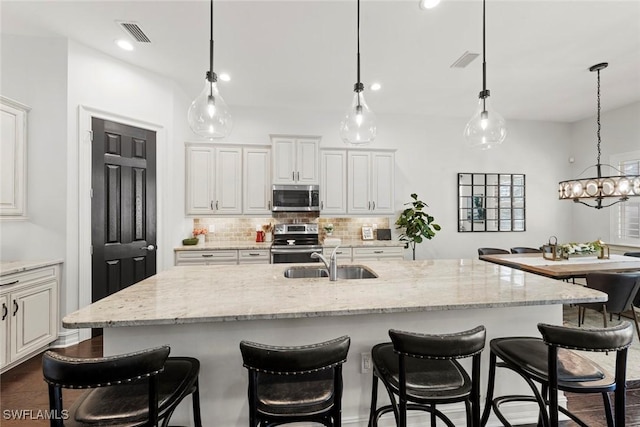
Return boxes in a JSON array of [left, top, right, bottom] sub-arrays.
[[478, 248, 510, 257], [510, 247, 541, 254], [368, 326, 486, 427], [42, 345, 202, 427], [239, 335, 350, 427], [480, 322, 633, 427]]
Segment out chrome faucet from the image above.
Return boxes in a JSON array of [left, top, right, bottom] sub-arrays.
[[311, 246, 339, 281]]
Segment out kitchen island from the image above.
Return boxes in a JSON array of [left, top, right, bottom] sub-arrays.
[[64, 259, 605, 426]]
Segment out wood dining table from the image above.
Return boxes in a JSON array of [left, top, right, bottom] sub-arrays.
[[480, 253, 640, 281]]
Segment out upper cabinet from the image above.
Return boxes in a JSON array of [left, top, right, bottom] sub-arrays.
[[1, 97, 29, 219], [320, 150, 347, 214], [271, 135, 319, 185], [243, 147, 272, 214], [347, 150, 395, 215], [185, 144, 242, 215]]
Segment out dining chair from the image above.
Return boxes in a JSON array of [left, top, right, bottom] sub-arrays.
[[369, 326, 486, 427], [239, 335, 350, 427], [480, 322, 633, 427], [42, 345, 202, 427], [577, 271, 640, 339], [510, 247, 541, 254], [477, 248, 509, 257]]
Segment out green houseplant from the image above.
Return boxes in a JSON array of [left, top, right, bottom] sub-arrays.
[[395, 193, 441, 260]]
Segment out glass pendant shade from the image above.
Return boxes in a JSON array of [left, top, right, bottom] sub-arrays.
[[340, 91, 377, 145], [463, 96, 507, 150], [187, 75, 232, 139]]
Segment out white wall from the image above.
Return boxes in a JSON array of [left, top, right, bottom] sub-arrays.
[[565, 101, 640, 243]]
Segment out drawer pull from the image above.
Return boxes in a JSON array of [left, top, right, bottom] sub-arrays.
[[248, 253, 260, 256], [13, 300, 19, 316], [2, 303, 7, 320], [4, 280, 19, 286], [201, 254, 214, 258], [374, 250, 384, 254], [336, 251, 343, 254]]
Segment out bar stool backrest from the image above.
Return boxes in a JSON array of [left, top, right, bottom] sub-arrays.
[[538, 322, 633, 352], [478, 248, 510, 257], [510, 247, 541, 254], [389, 326, 486, 359]]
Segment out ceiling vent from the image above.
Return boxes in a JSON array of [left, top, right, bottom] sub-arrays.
[[451, 51, 479, 68], [117, 21, 151, 43]]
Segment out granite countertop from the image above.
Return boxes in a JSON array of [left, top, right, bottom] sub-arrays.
[[1, 260, 63, 276], [63, 259, 606, 328], [174, 239, 404, 251]]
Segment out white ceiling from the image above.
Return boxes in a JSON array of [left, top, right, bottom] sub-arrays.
[[2, 0, 639, 123]]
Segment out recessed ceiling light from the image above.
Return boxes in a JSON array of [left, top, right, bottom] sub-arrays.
[[218, 73, 231, 82], [116, 39, 134, 51], [370, 83, 381, 91], [419, 0, 441, 10]]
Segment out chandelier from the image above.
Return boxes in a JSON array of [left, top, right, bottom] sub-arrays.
[[558, 62, 640, 209]]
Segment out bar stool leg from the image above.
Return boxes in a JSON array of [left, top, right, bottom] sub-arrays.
[[480, 352, 497, 427], [368, 374, 379, 427]]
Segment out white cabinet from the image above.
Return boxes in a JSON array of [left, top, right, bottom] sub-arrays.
[[186, 144, 242, 215], [1, 263, 60, 373], [322, 247, 352, 262], [320, 150, 347, 214], [347, 150, 395, 215], [175, 250, 239, 266], [0, 97, 29, 219], [271, 135, 319, 185], [352, 246, 404, 261], [238, 249, 270, 264], [243, 147, 272, 214]]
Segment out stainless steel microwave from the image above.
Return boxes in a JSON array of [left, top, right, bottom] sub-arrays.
[[272, 185, 320, 212]]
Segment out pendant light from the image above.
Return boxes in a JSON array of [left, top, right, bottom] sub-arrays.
[[558, 63, 640, 209], [187, 0, 232, 139], [339, 0, 376, 145], [463, 0, 506, 149]]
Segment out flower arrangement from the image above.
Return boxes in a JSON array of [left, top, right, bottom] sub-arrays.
[[193, 228, 208, 236], [323, 223, 334, 235], [560, 241, 601, 257]]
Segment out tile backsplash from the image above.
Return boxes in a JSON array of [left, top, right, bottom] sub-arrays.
[[193, 215, 391, 242]]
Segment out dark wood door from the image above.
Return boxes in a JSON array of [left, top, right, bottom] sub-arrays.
[[91, 118, 157, 303]]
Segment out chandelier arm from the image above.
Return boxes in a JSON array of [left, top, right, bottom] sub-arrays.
[[573, 197, 629, 210]]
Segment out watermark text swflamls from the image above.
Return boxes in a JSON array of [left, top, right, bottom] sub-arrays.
[[2, 409, 69, 420]]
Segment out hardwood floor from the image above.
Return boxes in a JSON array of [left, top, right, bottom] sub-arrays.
[[1, 336, 640, 426]]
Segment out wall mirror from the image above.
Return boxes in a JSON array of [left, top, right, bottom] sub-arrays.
[[458, 173, 526, 232]]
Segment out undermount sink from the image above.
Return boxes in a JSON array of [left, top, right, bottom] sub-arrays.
[[284, 265, 378, 280]]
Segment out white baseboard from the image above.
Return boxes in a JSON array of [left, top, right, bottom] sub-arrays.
[[50, 329, 81, 348]]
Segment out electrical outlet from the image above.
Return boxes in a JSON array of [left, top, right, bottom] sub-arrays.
[[208, 224, 215, 233], [361, 352, 372, 374]]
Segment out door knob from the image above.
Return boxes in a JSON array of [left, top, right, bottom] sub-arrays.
[[142, 245, 155, 251]]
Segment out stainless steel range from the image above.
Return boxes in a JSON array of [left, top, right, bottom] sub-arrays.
[[270, 223, 322, 264]]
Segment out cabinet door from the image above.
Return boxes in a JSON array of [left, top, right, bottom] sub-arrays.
[[352, 246, 404, 261], [215, 147, 242, 214], [320, 150, 347, 214], [272, 137, 296, 184], [10, 280, 58, 362], [186, 146, 215, 215], [244, 148, 272, 214], [347, 151, 371, 214], [0, 97, 29, 219], [296, 138, 319, 184], [371, 151, 395, 214], [0, 293, 8, 369]]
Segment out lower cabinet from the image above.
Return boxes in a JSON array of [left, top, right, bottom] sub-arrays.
[[1, 263, 60, 373], [352, 246, 404, 261], [238, 250, 270, 264], [175, 249, 271, 266]]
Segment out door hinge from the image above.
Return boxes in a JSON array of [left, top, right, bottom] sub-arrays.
[[90, 188, 93, 198], [90, 245, 93, 255], [88, 130, 93, 142]]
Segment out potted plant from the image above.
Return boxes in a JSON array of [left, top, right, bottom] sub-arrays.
[[395, 193, 441, 260]]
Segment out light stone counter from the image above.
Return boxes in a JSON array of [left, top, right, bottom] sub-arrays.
[[174, 241, 272, 251], [63, 259, 606, 426], [63, 259, 604, 328], [0, 259, 64, 277]]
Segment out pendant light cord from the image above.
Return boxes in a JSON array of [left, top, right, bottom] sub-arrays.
[[357, 0, 361, 86], [208, 0, 216, 82], [596, 68, 601, 167]]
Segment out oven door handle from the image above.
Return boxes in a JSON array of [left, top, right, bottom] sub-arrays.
[[270, 247, 322, 255]]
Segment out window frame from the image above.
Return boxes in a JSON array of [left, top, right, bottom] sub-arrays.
[[609, 150, 640, 246]]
